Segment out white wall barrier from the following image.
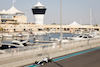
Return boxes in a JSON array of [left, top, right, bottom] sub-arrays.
[[0, 37, 100, 66]]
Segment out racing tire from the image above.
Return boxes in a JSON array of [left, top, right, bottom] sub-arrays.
[[50, 59, 52, 62], [41, 62, 46, 65], [48, 59, 52, 62], [35, 61, 38, 64]]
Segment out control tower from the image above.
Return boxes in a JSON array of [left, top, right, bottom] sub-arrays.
[[32, 2, 46, 25]]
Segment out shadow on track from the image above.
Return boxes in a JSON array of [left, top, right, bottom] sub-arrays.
[[54, 62, 63, 67]]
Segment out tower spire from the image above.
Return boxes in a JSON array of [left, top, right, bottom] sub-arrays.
[[12, 0, 16, 6]]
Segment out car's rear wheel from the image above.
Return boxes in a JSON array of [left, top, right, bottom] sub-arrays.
[[48, 59, 52, 62], [50, 59, 52, 62]]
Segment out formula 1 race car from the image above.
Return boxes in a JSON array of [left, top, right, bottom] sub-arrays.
[[35, 57, 52, 65]]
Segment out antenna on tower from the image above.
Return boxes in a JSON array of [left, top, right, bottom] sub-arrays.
[[12, 0, 16, 6], [37, 0, 40, 2]]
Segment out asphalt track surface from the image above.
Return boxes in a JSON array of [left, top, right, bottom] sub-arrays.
[[40, 49, 100, 67]]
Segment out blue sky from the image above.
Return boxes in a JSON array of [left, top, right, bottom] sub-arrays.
[[0, 0, 100, 25]]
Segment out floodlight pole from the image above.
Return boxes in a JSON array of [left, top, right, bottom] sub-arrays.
[[90, 8, 92, 33], [60, 0, 63, 48]]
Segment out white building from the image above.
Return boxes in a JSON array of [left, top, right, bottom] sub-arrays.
[[31, 2, 47, 25], [0, 6, 27, 24]]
